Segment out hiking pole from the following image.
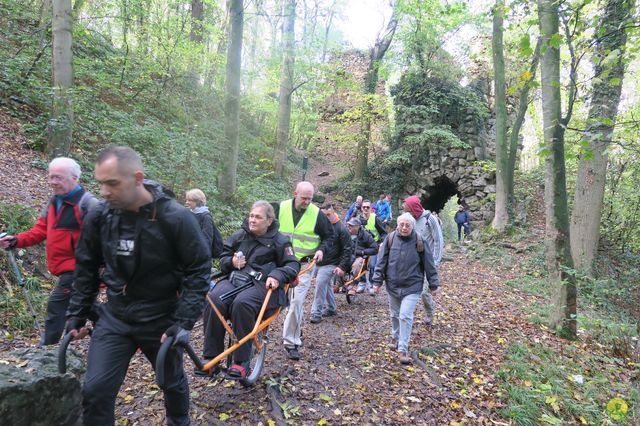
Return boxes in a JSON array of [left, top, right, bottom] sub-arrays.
[[1, 233, 41, 331]]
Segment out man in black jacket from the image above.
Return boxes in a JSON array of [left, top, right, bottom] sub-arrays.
[[66, 146, 211, 426], [309, 204, 353, 323], [345, 217, 379, 295]]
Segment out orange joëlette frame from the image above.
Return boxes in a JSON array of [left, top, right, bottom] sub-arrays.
[[201, 260, 316, 372], [342, 256, 370, 287]]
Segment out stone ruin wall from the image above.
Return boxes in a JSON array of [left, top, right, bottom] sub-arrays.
[[314, 50, 387, 162], [316, 51, 498, 227], [407, 74, 498, 228]]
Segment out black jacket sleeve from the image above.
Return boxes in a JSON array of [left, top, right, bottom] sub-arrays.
[[337, 226, 353, 272], [173, 208, 212, 330], [269, 235, 301, 285], [375, 217, 387, 242], [210, 217, 224, 259], [68, 204, 104, 320], [356, 229, 379, 256], [197, 212, 215, 250], [219, 230, 244, 274], [314, 211, 335, 254]]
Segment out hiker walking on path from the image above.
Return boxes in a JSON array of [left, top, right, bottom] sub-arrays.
[[358, 199, 387, 286], [0, 157, 97, 346], [65, 146, 211, 425], [309, 203, 352, 323], [372, 213, 439, 365], [202, 201, 300, 379], [185, 188, 224, 259], [344, 195, 363, 223], [276, 181, 334, 360], [454, 204, 471, 241], [402, 195, 444, 326], [374, 193, 391, 224]]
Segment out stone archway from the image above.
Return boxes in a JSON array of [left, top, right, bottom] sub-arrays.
[[404, 148, 496, 228], [420, 175, 459, 213]]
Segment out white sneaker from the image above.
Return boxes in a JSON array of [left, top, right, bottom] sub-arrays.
[[356, 283, 366, 293]]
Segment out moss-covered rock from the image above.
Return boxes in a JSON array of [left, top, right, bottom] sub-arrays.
[[0, 346, 85, 426]]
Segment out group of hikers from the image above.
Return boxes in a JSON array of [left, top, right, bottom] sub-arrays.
[[0, 146, 462, 425]]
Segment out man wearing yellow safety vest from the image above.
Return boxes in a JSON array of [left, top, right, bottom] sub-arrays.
[[356, 199, 387, 294], [276, 181, 335, 360]]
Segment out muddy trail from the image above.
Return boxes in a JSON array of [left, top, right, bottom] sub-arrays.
[[93, 242, 561, 426]]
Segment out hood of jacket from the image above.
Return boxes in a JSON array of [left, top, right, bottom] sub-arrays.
[[192, 205, 210, 215], [403, 195, 424, 219]]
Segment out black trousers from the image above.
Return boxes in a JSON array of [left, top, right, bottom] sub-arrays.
[[202, 279, 276, 363], [457, 223, 470, 240], [82, 307, 189, 426], [41, 272, 74, 346]]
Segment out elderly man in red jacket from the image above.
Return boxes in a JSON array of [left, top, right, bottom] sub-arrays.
[[0, 157, 97, 345]]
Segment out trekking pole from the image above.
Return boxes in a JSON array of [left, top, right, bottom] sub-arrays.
[[1, 233, 41, 331]]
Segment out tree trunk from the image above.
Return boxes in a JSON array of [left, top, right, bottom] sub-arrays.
[[273, 0, 297, 177], [190, 0, 204, 43], [217, 0, 243, 197], [354, 7, 398, 179], [538, 0, 576, 339], [491, 0, 509, 232], [47, 0, 74, 158], [570, 0, 634, 274], [507, 38, 541, 203]]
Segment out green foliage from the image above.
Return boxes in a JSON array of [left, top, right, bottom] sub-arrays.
[[497, 342, 639, 425], [0, 202, 38, 234]]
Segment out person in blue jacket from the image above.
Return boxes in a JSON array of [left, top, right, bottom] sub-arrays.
[[454, 204, 471, 241]]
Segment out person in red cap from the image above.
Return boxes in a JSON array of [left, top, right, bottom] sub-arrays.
[[401, 195, 444, 326]]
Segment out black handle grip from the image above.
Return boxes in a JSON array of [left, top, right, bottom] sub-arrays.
[[58, 332, 74, 374]]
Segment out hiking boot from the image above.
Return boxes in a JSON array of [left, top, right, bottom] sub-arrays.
[[387, 339, 398, 350], [399, 352, 412, 365], [368, 286, 376, 296], [310, 315, 322, 324], [423, 317, 433, 327], [322, 309, 337, 317], [286, 346, 301, 361]]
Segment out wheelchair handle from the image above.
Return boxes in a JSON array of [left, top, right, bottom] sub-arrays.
[[156, 337, 204, 388], [57, 332, 74, 374]]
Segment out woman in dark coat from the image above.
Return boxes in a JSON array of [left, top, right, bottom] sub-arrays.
[[186, 188, 223, 258], [202, 201, 300, 379]]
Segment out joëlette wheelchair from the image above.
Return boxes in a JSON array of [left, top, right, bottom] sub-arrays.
[[59, 261, 316, 388], [332, 256, 370, 304]]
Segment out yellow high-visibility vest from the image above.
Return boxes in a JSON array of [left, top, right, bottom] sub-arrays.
[[279, 199, 320, 260], [365, 213, 379, 241]]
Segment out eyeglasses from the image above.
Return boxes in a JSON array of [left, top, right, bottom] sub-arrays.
[[362, 206, 370, 210], [397, 223, 412, 228]]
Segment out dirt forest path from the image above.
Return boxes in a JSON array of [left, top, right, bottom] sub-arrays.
[[112, 243, 562, 425]]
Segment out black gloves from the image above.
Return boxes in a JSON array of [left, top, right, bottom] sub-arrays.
[[164, 324, 191, 347], [65, 317, 87, 335]]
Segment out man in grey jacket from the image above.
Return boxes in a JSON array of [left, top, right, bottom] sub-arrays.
[[372, 213, 439, 364]]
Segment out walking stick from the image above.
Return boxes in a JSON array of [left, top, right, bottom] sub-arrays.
[[1, 233, 41, 331]]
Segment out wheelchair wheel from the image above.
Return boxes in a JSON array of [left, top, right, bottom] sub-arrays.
[[240, 330, 267, 387]]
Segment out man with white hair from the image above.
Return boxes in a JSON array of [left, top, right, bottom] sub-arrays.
[[0, 157, 98, 345], [372, 213, 439, 364]]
